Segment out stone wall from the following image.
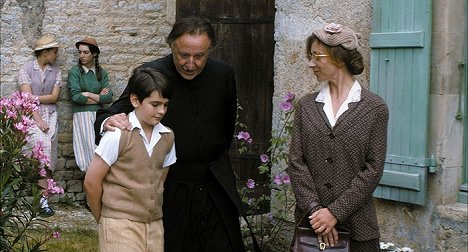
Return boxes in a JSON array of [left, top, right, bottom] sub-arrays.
[[1, 0, 175, 203]]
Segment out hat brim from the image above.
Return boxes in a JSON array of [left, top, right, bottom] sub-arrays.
[[34, 42, 60, 51], [75, 42, 100, 54]]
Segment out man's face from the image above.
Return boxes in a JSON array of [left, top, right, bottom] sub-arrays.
[[171, 33, 211, 80]]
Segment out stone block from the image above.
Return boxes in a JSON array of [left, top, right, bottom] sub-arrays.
[[67, 180, 83, 193], [54, 170, 74, 181], [75, 192, 86, 201]]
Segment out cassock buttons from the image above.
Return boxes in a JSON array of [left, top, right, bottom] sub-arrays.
[[326, 157, 334, 163], [328, 132, 335, 139]]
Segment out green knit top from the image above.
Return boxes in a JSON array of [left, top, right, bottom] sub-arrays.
[[68, 65, 113, 113]]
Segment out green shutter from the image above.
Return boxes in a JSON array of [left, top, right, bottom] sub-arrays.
[[370, 0, 433, 205]]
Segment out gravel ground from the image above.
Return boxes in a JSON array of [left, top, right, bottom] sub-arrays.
[[46, 204, 97, 231]]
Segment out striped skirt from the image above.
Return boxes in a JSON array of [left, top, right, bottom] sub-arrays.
[[72, 111, 97, 171]]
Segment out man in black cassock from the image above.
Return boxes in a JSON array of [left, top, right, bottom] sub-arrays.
[[94, 16, 245, 252]]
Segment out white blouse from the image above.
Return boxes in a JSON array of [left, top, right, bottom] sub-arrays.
[[315, 80, 362, 127]]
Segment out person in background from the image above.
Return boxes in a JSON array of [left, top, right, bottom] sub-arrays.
[[287, 22, 389, 252], [84, 67, 176, 252], [18, 35, 62, 217], [68, 37, 113, 171], [94, 16, 246, 251]]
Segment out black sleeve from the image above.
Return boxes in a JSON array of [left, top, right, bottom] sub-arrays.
[[94, 84, 134, 144]]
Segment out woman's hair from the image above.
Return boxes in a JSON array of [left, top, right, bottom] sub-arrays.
[[166, 16, 217, 48], [34, 47, 56, 58], [77, 43, 103, 81], [306, 35, 364, 75], [128, 67, 172, 103]]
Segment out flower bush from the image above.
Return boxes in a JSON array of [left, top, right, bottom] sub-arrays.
[[235, 92, 296, 251], [1, 91, 64, 251]]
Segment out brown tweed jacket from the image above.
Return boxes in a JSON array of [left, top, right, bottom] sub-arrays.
[[287, 88, 389, 241]]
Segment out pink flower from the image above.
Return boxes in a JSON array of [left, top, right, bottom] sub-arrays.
[[282, 174, 291, 184], [14, 122, 28, 133], [273, 174, 291, 185], [53, 231, 61, 239], [31, 141, 51, 167], [237, 131, 252, 143], [246, 179, 256, 189], [47, 179, 64, 195], [280, 101, 293, 112], [6, 109, 17, 119], [283, 92, 296, 102], [274, 174, 283, 185], [324, 23, 343, 34], [39, 168, 47, 177], [260, 154, 269, 163]]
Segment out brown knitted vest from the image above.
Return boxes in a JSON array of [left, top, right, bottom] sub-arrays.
[[100, 128, 174, 222]]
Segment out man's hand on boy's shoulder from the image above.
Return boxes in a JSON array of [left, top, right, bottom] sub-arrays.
[[104, 113, 132, 132]]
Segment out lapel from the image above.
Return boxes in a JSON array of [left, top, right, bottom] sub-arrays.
[[302, 90, 374, 137]]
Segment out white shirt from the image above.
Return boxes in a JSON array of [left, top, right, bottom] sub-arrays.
[[95, 111, 177, 167], [315, 80, 362, 127]]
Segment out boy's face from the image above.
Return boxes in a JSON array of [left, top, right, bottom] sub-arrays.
[[131, 91, 169, 127]]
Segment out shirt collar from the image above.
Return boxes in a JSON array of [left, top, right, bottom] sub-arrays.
[[33, 59, 52, 72], [81, 65, 95, 74], [315, 80, 362, 103], [128, 111, 170, 134]]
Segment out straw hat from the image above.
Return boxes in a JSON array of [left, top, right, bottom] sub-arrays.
[[75, 37, 100, 54], [34, 36, 60, 51]]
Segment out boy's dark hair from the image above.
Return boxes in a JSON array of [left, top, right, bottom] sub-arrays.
[[128, 67, 171, 103], [166, 16, 217, 48]]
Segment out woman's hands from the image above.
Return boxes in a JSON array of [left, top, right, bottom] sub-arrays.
[[36, 118, 50, 132], [309, 208, 339, 247]]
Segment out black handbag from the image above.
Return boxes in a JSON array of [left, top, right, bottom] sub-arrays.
[[291, 203, 350, 252]]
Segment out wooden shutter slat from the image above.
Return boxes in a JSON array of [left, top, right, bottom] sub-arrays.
[[370, 32, 425, 48]]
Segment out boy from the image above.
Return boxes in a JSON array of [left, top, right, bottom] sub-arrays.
[[84, 67, 176, 252]]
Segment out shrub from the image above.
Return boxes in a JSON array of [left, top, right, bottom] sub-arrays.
[[1, 91, 64, 251], [235, 92, 296, 251]]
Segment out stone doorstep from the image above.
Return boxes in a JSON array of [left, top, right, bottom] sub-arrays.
[[432, 203, 468, 251], [434, 203, 468, 231]]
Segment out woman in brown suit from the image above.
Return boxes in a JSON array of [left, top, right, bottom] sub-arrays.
[[287, 23, 389, 252]]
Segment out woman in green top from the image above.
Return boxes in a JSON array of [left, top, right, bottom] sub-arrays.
[[69, 37, 113, 171]]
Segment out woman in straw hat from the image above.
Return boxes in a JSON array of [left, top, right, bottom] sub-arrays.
[[68, 37, 113, 172], [18, 35, 63, 217], [287, 23, 389, 251]]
